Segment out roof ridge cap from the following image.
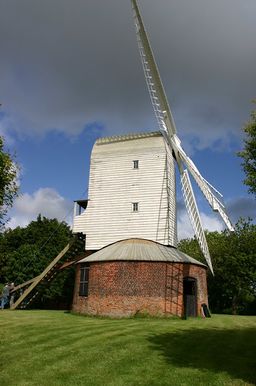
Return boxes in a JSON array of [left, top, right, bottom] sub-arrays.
[[96, 131, 162, 145]]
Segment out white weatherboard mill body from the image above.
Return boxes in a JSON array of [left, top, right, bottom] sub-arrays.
[[73, 132, 177, 249], [73, 0, 234, 274]]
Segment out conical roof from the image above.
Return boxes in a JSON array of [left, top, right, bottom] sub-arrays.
[[79, 238, 206, 267]]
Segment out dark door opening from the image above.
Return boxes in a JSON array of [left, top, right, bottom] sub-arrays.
[[183, 277, 197, 317]]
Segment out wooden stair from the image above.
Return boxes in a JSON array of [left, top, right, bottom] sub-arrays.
[[11, 234, 85, 310]]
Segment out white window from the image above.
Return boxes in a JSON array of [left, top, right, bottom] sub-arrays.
[[132, 202, 139, 212], [133, 160, 139, 169]]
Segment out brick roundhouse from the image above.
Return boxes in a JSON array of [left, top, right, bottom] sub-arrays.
[[72, 238, 208, 318]]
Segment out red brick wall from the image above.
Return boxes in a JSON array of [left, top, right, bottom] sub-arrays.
[[72, 261, 208, 317], [183, 264, 208, 316]]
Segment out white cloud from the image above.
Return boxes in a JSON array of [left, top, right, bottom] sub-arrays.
[[200, 212, 224, 233], [6, 188, 73, 229], [177, 210, 224, 240], [177, 211, 194, 240]]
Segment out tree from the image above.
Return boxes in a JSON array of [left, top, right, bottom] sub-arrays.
[[0, 136, 19, 227], [179, 220, 256, 315], [238, 101, 256, 197], [0, 216, 82, 309]]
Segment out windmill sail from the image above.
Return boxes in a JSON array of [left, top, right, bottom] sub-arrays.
[[169, 132, 234, 231], [181, 170, 213, 273], [179, 151, 234, 232], [131, 0, 176, 138], [131, 0, 234, 273]]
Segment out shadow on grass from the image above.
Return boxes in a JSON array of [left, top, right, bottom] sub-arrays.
[[148, 327, 256, 384]]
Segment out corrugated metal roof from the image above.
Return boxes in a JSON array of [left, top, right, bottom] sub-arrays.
[[96, 131, 162, 145], [79, 238, 206, 267]]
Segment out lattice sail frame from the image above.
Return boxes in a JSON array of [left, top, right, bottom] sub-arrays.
[[181, 170, 213, 273], [131, 0, 176, 138], [131, 0, 234, 274], [171, 134, 234, 232]]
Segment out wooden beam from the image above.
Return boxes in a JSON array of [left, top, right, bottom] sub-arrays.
[[11, 276, 40, 292], [58, 252, 89, 270], [11, 238, 77, 310]]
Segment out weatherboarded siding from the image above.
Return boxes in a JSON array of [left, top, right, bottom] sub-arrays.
[[72, 133, 177, 249], [72, 261, 208, 317]]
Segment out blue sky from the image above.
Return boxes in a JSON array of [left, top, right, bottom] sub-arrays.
[[1, 0, 256, 238]]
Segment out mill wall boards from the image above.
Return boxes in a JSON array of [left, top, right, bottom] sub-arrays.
[[73, 132, 177, 250]]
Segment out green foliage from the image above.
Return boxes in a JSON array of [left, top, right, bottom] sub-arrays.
[[0, 215, 76, 308], [0, 136, 19, 227], [179, 219, 256, 315], [0, 311, 256, 386], [238, 101, 256, 196]]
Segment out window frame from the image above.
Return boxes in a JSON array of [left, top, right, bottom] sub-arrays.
[[133, 160, 139, 169], [79, 263, 90, 297], [132, 202, 139, 212]]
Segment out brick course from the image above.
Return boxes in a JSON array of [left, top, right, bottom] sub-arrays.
[[72, 260, 208, 317]]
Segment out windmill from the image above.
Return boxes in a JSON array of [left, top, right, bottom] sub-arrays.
[[131, 0, 234, 274]]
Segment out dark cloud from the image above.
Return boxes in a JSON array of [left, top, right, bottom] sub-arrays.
[[0, 0, 255, 149], [227, 197, 256, 223]]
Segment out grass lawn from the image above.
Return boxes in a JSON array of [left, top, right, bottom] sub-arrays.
[[0, 311, 255, 386]]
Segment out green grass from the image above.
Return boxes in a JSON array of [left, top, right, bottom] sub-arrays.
[[0, 311, 255, 386]]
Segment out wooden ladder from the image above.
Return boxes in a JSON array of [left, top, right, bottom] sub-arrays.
[[11, 234, 85, 310]]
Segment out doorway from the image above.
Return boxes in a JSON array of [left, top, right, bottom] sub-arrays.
[[183, 277, 197, 317]]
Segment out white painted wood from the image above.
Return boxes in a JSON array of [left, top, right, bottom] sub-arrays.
[[72, 132, 177, 249]]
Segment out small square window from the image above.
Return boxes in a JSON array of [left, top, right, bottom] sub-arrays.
[[133, 160, 139, 169], [132, 202, 139, 212]]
